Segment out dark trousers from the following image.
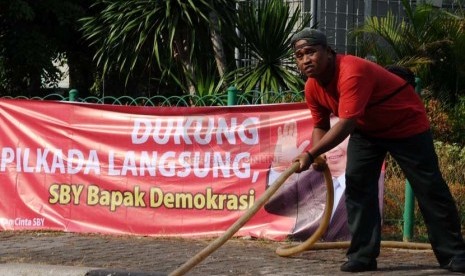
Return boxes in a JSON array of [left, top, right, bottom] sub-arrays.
[[345, 129, 465, 266]]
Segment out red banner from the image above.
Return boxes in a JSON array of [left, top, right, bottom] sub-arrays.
[[0, 99, 383, 241], [0, 99, 308, 239]]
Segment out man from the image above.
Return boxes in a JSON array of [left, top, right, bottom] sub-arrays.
[[290, 28, 465, 273]]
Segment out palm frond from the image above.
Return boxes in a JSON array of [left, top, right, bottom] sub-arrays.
[[233, 0, 310, 98]]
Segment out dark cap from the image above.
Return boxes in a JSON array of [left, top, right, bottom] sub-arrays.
[[290, 28, 328, 50]]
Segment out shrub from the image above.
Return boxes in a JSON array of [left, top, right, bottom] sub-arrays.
[[383, 142, 465, 241]]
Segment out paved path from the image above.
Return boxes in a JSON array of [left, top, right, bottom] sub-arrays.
[[0, 231, 461, 275]]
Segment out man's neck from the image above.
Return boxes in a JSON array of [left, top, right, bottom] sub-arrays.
[[318, 54, 336, 87]]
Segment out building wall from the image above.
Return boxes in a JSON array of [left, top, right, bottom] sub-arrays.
[[286, 0, 411, 53], [286, 0, 458, 54]]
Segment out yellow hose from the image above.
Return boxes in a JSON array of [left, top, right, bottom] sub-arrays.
[[169, 157, 432, 276], [308, 240, 431, 250]]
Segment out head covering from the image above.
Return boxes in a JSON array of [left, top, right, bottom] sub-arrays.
[[291, 28, 328, 50]]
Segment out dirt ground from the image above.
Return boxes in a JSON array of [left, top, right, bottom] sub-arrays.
[[0, 230, 462, 275]]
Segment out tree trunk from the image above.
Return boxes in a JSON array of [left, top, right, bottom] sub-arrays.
[[209, 11, 227, 78], [174, 32, 196, 96]]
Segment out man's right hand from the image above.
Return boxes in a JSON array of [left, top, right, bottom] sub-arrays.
[[293, 152, 312, 173], [293, 152, 327, 173]]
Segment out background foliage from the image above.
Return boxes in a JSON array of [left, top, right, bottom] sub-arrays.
[[0, 0, 94, 97], [352, 0, 465, 106]]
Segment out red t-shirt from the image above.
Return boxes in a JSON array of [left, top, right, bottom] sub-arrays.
[[305, 54, 430, 138]]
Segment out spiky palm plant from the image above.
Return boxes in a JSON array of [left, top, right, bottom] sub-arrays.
[[80, 0, 236, 96], [232, 0, 311, 101]]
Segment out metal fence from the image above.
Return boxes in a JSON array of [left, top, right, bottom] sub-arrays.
[[0, 88, 305, 107]]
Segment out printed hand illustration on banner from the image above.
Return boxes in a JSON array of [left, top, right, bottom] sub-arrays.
[[270, 120, 310, 172]]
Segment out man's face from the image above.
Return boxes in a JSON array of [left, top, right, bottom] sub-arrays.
[[293, 40, 330, 79]]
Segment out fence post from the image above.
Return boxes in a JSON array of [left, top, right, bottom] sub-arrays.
[[402, 77, 422, 242], [403, 181, 415, 241], [415, 77, 422, 94], [69, 89, 79, 102], [227, 86, 238, 106]]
